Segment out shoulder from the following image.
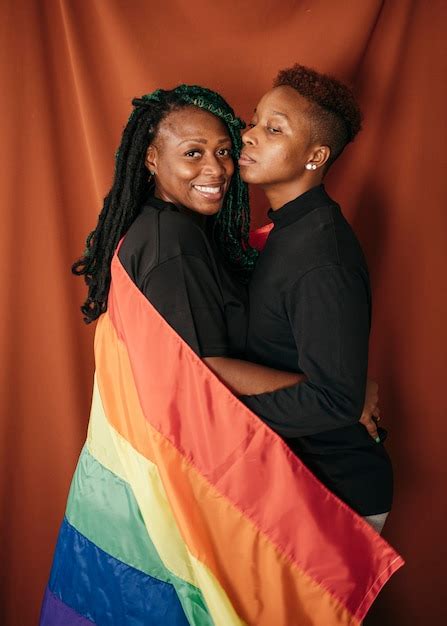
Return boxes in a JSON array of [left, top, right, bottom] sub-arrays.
[[118, 205, 159, 280], [157, 209, 212, 262], [300, 204, 367, 271], [327, 205, 368, 269], [119, 204, 214, 278], [305, 203, 356, 242]]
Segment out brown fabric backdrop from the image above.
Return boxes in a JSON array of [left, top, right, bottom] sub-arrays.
[[1, 1, 446, 624]]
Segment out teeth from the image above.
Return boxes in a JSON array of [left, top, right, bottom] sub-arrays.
[[194, 185, 221, 194]]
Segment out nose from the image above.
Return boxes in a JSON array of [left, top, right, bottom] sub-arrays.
[[202, 153, 227, 176], [242, 127, 257, 146]]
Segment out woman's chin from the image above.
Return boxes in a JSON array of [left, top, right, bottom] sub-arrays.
[[239, 166, 263, 185], [188, 201, 222, 217], [198, 198, 224, 215]]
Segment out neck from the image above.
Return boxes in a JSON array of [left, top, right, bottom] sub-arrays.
[[263, 175, 323, 210], [154, 189, 206, 227], [178, 205, 207, 228]]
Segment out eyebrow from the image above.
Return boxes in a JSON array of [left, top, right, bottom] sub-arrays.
[[253, 108, 289, 119], [177, 137, 230, 146]]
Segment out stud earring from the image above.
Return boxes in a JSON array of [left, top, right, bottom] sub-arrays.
[[305, 163, 317, 170], [149, 170, 155, 176]]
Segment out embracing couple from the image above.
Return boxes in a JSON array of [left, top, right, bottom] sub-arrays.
[[41, 64, 396, 626]]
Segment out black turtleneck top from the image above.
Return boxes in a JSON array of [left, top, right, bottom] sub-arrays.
[[118, 192, 392, 515], [240, 185, 393, 515]]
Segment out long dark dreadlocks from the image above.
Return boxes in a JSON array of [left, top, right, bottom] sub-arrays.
[[72, 84, 257, 324]]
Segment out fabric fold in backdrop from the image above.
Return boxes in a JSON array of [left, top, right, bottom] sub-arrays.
[[40, 237, 404, 626]]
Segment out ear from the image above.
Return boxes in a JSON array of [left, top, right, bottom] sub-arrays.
[[306, 145, 331, 171], [145, 145, 158, 175]]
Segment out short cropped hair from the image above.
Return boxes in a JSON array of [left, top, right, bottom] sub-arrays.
[[274, 64, 362, 167]]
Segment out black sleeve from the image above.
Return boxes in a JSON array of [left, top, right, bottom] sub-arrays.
[[141, 254, 230, 357], [240, 265, 371, 437]]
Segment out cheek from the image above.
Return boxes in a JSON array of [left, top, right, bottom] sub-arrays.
[[163, 161, 197, 186], [242, 142, 299, 184], [290, 137, 310, 163], [267, 144, 294, 172]]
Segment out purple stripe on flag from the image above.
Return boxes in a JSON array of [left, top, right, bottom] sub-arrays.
[[39, 586, 94, 626]]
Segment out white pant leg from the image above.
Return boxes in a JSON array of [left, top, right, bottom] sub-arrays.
[[363, 512, 389, 534]]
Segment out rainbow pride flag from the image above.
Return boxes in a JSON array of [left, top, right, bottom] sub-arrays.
[[40, 248, 404, 626]]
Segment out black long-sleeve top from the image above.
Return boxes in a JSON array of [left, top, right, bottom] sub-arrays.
[[241, 185, 393, 515], [118, 192, 392, 515], [118, 196, 247, 357]]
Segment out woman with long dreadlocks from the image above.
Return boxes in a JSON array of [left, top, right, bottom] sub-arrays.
[[40, 84, 386, 626], [39, 85, 306, 626], [73, 85, 303, 393]]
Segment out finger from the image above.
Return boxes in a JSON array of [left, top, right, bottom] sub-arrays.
[[367, 424, 379, 440], [360, 416, 379, 440], [364, 406, 376, 419]]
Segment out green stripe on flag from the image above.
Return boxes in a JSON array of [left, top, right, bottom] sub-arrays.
[[66, 446, 214, 626]]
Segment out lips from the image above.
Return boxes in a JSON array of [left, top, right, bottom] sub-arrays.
[[238, 152, 256, 165], [192, 183, 226, 200]]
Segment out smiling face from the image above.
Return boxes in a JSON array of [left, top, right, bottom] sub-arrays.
[[239, 86, 329, 207], [146, 107, 234, 216]]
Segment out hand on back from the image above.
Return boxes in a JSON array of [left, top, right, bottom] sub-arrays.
[[360, 379, 381, 441]]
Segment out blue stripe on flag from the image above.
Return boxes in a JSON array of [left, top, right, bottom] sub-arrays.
[[48, 517, 189, 626]]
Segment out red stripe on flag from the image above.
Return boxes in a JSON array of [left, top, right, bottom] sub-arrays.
[[107, 252, 404, 619]]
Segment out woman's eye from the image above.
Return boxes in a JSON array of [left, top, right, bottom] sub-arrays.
[[184, 150, 202, 157], [218, 148, 232, 157], [267, 126, 281, 133], [247, 122, 256, 129]]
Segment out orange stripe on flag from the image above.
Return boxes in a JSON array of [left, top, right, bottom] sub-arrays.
[[98, 251, 403, 622], [95, 312, 360, 626]]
